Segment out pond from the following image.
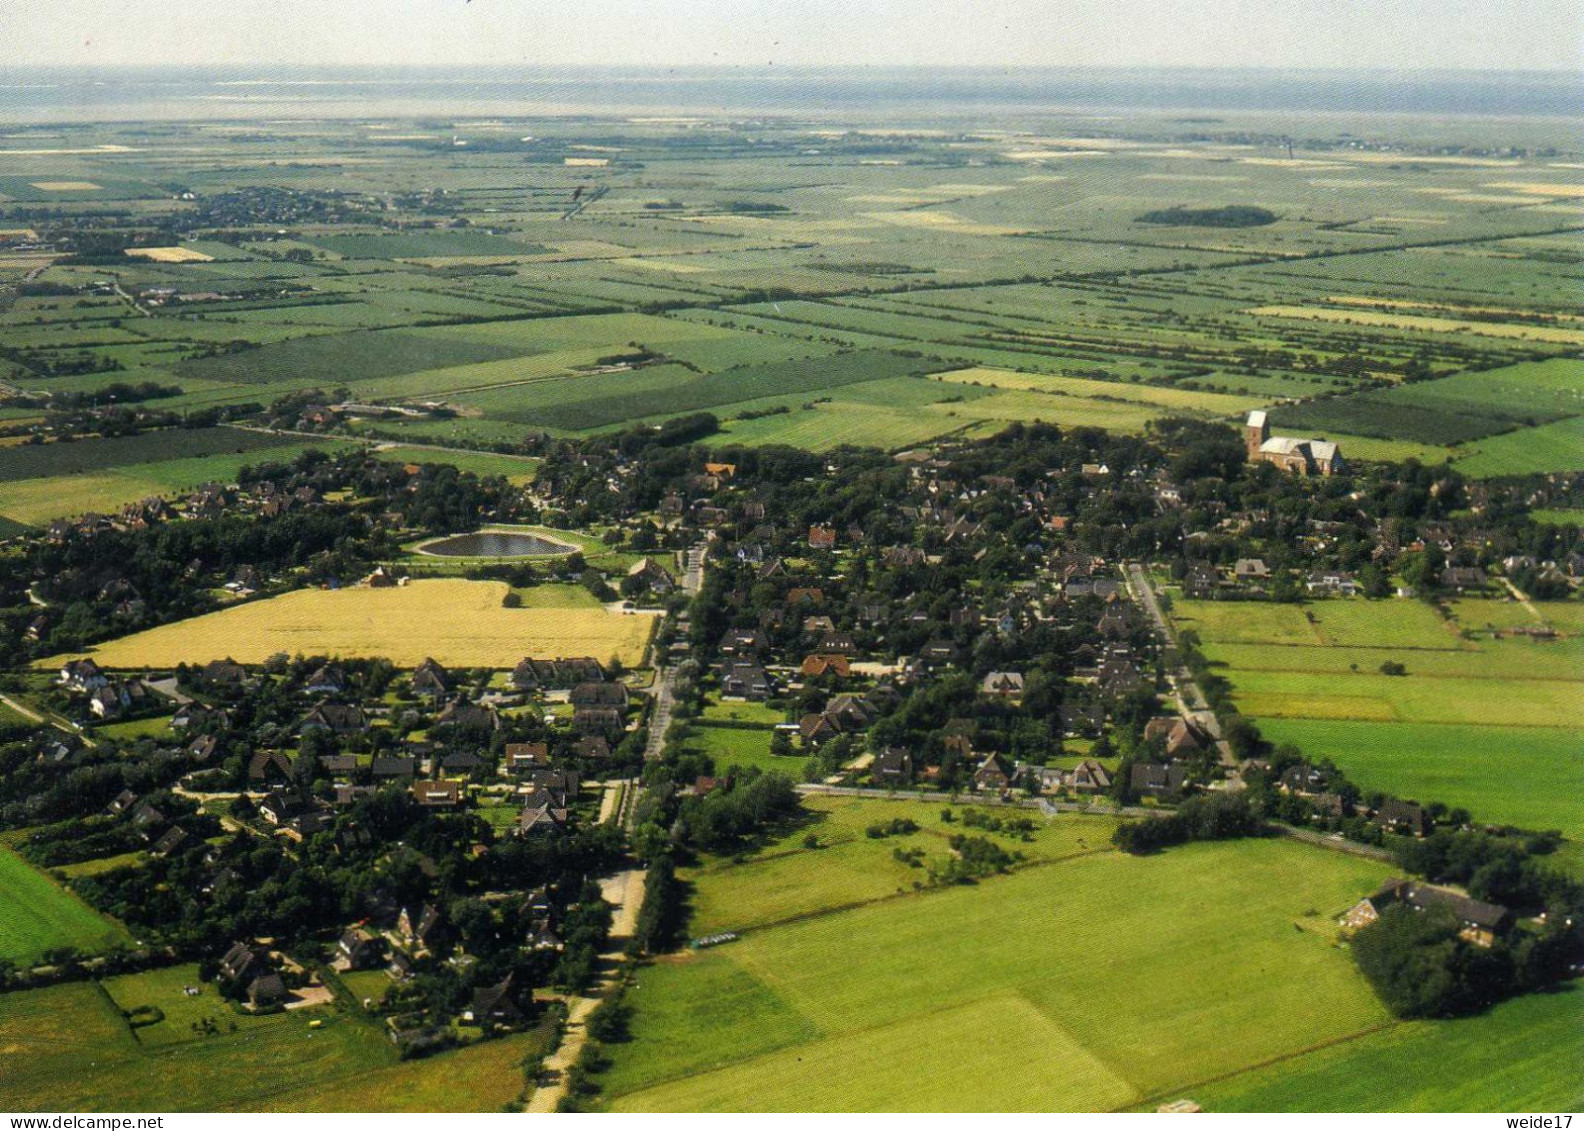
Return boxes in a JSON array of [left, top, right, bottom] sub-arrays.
[[417, 531, 576, 558]]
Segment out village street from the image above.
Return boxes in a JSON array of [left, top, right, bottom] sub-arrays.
[[1123, 562, 1238, 771]]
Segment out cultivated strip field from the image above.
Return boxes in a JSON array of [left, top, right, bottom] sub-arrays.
[[1171, 597, 1584, 835]]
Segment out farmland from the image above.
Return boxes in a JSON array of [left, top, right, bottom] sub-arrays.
[[1169, 597, 1584, 835], [54, 578, 658, 669], [1196, 987, 1583, 1112], [599, 831, 1393, 1112], [0, 113, 1577, 464], [0, 846, 131, 964]]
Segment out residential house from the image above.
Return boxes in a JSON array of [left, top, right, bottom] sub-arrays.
[[1341, 878, 1511, 948], [299, 703, 368, 734], [1068, 759, 1113, 794], [410, 657, 451, 701], [873, 746, 913, 783], [721, 663, 772, 700], [972, 752, 1013, 793], [412, 780, 461, 809], [1376, 799, 1430, 837], [1130, 762, 1187, 798], [980, 671, 1025, 698]]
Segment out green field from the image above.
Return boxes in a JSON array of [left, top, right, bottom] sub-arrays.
[[1258, 718, 1584, 837], [1454, 415, 1584, 477], [0, 427, 300, 482], [602, 835, 1393, 1112], [0, 440, 354, 526], [1170, 596, 1584, 834], [683, 795, 1120, 935], [0, 846, 131, 963], [1196, 986, 1583, 1112]]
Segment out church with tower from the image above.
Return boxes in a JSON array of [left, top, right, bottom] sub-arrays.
[[1244, 410, 1344, 476]]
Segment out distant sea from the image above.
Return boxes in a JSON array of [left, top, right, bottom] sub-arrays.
[[0, 66, 1577, 123]]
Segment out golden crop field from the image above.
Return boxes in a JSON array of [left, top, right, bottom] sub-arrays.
[[59, 579, 657, 669], [30, 181, 102, 191], [124, 246, 215, 263], [1249, 306, 1584, 345]]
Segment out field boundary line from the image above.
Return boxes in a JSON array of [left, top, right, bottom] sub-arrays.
[[1116, 1018, 1404, 1112], [713, 846, 1119, 939]]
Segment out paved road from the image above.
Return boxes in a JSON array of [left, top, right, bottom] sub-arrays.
[[0, 692, 95, 747], [1124, 562, 1238, 772], [796, 783, 1155, 819]]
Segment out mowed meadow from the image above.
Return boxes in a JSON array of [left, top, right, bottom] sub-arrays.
[[594, 796, 1397, 1112], [50, 578, 658, 670], [0, 844, 131, 964], [1170, 597, 1584, 835]]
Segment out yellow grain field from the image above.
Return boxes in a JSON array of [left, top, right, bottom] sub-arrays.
[[61, 579, 657, 669], [124, 246, 215, 263], [1249, 306, 1584, 346], [1327, 296, 1579, 323], [30, 181, 102, 191]]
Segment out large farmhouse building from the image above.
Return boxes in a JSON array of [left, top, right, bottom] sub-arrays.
[[1245, 410, 1344, 476]]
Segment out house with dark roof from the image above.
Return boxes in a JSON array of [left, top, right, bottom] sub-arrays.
[[570, 682, 629, 709], [299, 703, 367, 734], [1341, 878, 1511, 948], [1130, 762, 1187, 798], [1375, 799, 1430, 837], [410, 657, 451, 701], [412, 780, 461, 809], [721, 663, 772, 701], [873, 746, 913, 783], [371, 756, 417, 781]]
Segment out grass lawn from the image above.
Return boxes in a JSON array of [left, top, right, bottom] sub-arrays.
[[1528, 509, 1584, 527], [1306, 600, 1461, 650], [1174, 591, 1583, 834], [605, 836, 1393, 1112], [1170, 600, 1322, 646], [680, 722, 801, 778], [94, 715, 175, 741], [1195, 986, 1584, 1112], [339, 969, 393, 1008], [53, 579, 657, 670], [700, 699, 787, 727], [1454, 415, 1584, 477], [253, 1027, 546, 1112], [0, 971, 540, 1112], [102, 964, 250, 1049], [56, 851, 145, 880], [0, 846, 131, 963], [509, 584, 605, 610]]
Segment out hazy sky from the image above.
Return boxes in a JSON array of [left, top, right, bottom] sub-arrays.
[[4, 0, 1580, 71]]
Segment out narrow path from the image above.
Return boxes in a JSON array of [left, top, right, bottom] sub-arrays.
[[0, 692, 95, 746], [525, 868, 647, 1114], [1125, 562, 1237, 770], [1499, 576, 1544, 623]]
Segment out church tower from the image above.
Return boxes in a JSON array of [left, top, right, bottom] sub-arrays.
[[1245, 410, 1269, 461]]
